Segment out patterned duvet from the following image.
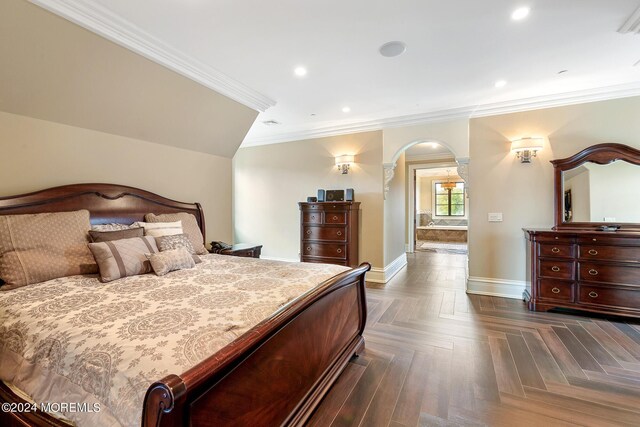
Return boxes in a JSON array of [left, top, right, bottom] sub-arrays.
[[0, 254, 349, 426]]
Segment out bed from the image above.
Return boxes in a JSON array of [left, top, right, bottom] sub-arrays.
[[0, 183, 370, 427]]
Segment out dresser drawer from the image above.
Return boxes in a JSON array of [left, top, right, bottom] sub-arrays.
[[302, 243, 347, 259], [579, 245, 640, 263], [301, 257, 349, 266], [535, 234, 575, 244], [302, 226, 347, 242], [579, 263, 640, 285], [539, 260, 575, 280], [301, 203, 323, 211], [325, 212, 346, 224], [302, 212, 322, 224], [323, 203, 348, 211], [578, 285, 640, 309], [539, 243, 575, 258], [578, 236, 640, 246], [538, 279, 573, 301]]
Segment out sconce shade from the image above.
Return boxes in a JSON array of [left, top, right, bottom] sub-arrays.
[[511, 137, 543, 153], [335, 154, 355, 166]]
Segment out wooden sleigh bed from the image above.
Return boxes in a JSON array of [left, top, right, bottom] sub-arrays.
[[0, 183, 370, 427]]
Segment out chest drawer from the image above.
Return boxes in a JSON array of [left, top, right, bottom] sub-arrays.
[[579, 262, 640, 285], [539, 243, 575, 258], [325, 212, 346, 224], [538, 279, 573, 301], [579, 245, 640, 263], [578, 285, 640, 309], [539, 260, 575, 280], [302, 226, 347, 242], [302, 212, 322, 224], [302, 243, 347, 259]]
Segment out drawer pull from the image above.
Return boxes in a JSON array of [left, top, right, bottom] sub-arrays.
[[312, 206, 317, 209], [588, 291, 598, 298], [306, 247, 311, 251], [588, 269, 598, 276], [552, 247, 560, 253], [337, 248, 342, 254], [310, 216, 316, 220], [306, 230, 311, 235], [551, 266, 560, 272], [552, 287, 561, 294], [332, 216, 338, 220], [588, 249, 598, 256], [336, 231, 342, 236]]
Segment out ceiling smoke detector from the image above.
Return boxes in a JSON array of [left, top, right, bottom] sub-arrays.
[[262, 120, 281, 126], [379, 41, 407, 58]]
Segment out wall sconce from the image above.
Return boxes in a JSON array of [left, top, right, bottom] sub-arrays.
[[511, 137, 543, 163], [335, 154, 355, 174]]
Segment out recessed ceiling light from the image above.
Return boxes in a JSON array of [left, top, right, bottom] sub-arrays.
[[379, 41, 407, 58], [430, 142, 439, 149], [494, 80, 507, 88], [511, 7, 530, 21], [294, 66, 307, 77], [342, 106, 351, 113]]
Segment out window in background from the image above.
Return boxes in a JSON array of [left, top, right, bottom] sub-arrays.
[[435, 182, 465, 216]]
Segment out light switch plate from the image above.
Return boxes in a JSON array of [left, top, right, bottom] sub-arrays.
[[488, 212, 503, 222]]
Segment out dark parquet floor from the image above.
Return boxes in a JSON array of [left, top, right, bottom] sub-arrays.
[[306, 251, 640, 427]]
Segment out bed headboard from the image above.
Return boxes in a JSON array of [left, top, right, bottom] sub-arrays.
[[0, 183, 206, 238]]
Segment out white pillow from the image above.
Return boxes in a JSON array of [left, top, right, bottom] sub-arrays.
[[134, 220, 183, 238]]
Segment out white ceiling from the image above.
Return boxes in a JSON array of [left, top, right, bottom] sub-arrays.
[[34, 0, 640, 147], [405, 142, 454, 158], [416, 167, 460, 178]]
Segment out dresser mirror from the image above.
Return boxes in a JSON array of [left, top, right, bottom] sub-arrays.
[[552, 143, 640, 230]]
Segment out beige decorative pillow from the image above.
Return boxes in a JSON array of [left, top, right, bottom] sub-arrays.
[[0, 210, 97, 290], [91, 223, 134, 232], [88, 236, 158, 283], [155, 234, 201, 263], [145, 213, 207, 255], [88, 227, 143, 243], [146, 247, 196, 276], [135, 221, 183, 238]]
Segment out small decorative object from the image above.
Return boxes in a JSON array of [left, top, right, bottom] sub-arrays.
[[307, 196, 318, 202], [317, 189, 325, 202], [326, 190, 345, 201], [511, 137, 544, 163], [335, 154, 355, 174], [345, 188, 354, 201]]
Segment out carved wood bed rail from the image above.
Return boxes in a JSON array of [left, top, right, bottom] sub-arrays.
[[0, 183, 370, 426]]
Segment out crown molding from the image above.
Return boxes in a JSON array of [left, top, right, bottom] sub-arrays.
[[243, 81, 640, 146], [30, 0, 276, 112], [619, 5, 640, 34]]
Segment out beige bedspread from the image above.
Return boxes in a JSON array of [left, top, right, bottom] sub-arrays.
[[0, 254, 349, 426]]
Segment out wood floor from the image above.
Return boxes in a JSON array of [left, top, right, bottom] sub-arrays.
[[307, 251, 640, 427]]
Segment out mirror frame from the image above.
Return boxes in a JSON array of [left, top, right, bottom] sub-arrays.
[[552, 143, 640, 230]]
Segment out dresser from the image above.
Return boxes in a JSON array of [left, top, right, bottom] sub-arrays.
[[299, 202, 360, 267], [524, 229, 640, 317]]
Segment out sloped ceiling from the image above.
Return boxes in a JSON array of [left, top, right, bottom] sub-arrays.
[[0, 0, 258, 158]]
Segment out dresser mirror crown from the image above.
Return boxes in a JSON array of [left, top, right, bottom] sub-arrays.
[[524, 143, 640, 318]]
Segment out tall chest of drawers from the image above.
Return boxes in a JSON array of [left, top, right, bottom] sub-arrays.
[[524, 229, 640, 318], [299, 202, 360, 267]]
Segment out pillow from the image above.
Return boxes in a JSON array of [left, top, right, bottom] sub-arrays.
[[135, 221, 183, 238], [146, 248, 196, 276], [88, 236, 158, 283], [155, 234, 201, 263], [91, 223, 134, 232], [88, 227, 144, 243], [0, 210, 97, 290], [145, 213, 207, 255]]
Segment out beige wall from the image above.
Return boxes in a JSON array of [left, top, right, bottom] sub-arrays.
[[384, 153, 406, 264], [233, 132, 384, 268], [0, 111, 232, 243], [383, 118, 469, 163], [469, 96, 640, 282]]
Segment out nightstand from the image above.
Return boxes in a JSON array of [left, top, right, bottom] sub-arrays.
[[212, 243, 262, 259]]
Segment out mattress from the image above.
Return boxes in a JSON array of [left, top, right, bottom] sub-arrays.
[[0, 254, 348, 426]]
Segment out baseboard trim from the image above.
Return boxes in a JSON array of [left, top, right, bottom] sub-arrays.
[[366, 253, 408, 284], [467, 276, 526, 300]]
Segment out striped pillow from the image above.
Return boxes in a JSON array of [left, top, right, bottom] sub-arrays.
[[88, 236, 158, 282], [135, 221, 183, 238]]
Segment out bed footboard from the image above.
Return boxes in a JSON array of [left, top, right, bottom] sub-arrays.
[[143, 262, 370, 427]]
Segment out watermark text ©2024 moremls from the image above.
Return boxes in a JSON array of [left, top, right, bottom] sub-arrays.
[[2, 401, 101, 413]]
